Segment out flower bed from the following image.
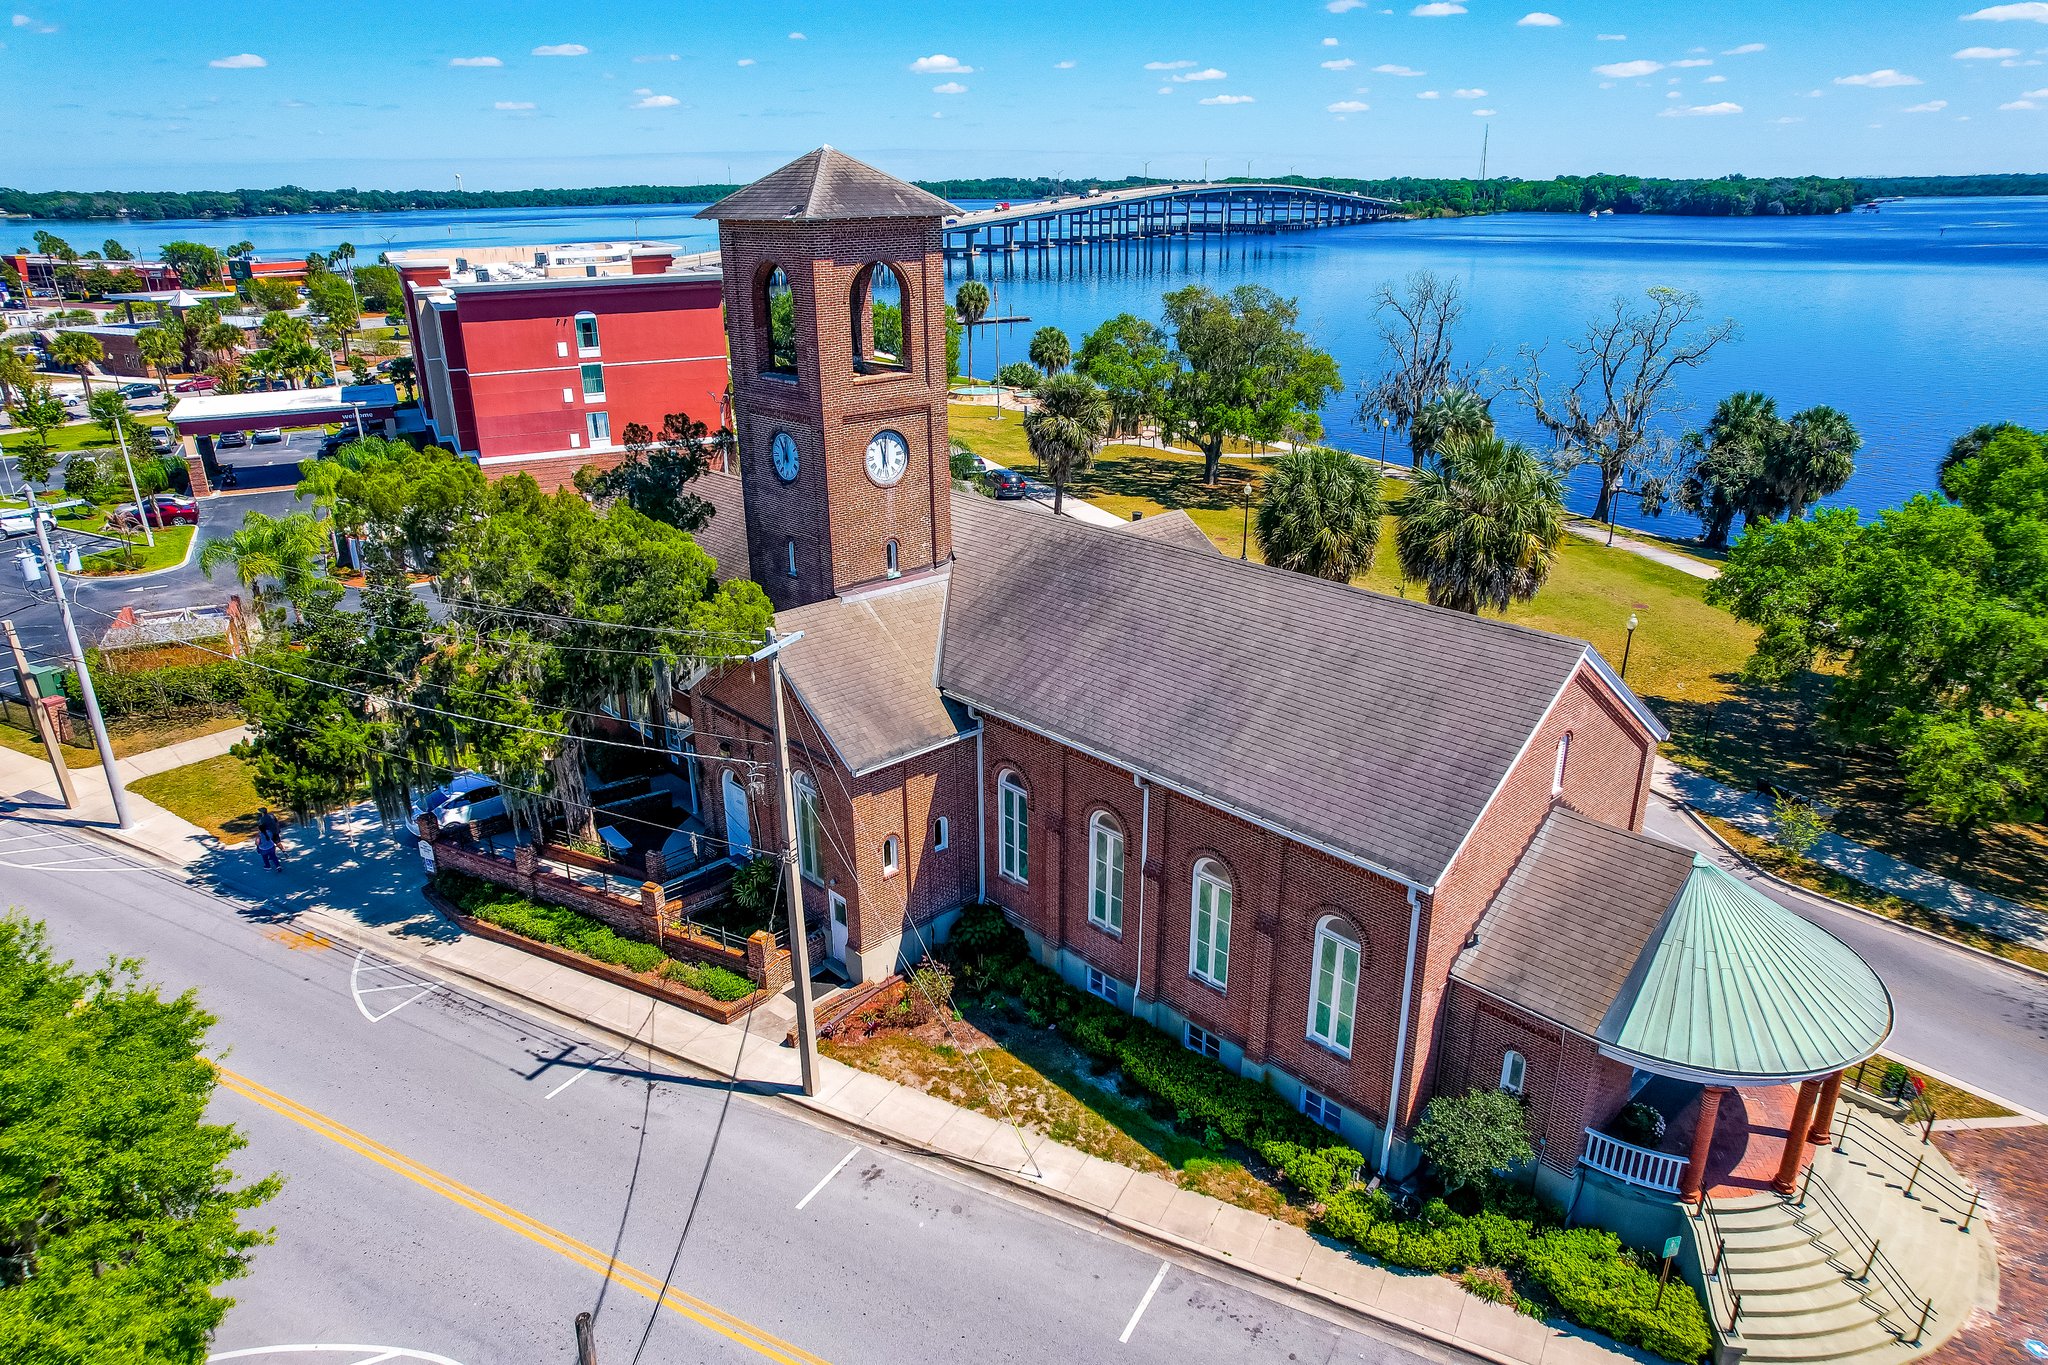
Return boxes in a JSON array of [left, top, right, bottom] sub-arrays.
[[948, 903, 1712, 1362], [431, 872, 762, 1021]]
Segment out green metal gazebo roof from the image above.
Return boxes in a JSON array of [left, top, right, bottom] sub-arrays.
[[1597, 854, 1892, 1084]]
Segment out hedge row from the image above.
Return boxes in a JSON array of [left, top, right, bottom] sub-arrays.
[[947, 904, 1712, 1362], [64, 660, 249, 718], [437, 872, 756, 1003]]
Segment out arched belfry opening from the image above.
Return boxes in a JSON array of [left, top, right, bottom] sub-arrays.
[[850, 263, 909, 374], [754, 263, 798, 377]]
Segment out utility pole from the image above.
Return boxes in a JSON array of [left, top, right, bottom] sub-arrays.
[[30, 490, 130, 828], [114, 420, 153, 549], [758, 627, 819, 1096], [574, 1311, 598, 1365], [3, 618, 77, 807]]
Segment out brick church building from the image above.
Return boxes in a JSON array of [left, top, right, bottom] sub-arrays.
[[678, 149, 1891, 1197]]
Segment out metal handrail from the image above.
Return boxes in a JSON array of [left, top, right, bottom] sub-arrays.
[[1834, 1110, 1979, 1223], [1794, 1168, 1936, 1345], [1692, 1195, 1744, 1339]]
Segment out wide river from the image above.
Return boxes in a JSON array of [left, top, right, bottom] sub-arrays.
[[18, 195, 2047, 534]]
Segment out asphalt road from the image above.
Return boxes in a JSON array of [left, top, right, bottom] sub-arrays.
[[1642, 793, 2048, 1117], [2, 819, 1461, 1365]]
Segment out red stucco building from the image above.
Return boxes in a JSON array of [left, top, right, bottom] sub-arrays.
[[391, 241, 730, 489]]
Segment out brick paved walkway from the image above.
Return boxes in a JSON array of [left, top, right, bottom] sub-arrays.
[[1922, 1126, 2047, 1365]]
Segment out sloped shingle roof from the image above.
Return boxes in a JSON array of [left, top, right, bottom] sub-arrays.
[[939, 495, 1628, 888], [697, 147, 957, 223], [1123, 509, 1221, 556], [693, 471, 750, 582]]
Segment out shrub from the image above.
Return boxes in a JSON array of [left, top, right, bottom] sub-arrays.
[[65, 658, 250, 718], [996, 361, 1045, 390], [659, 959, 757, 1002], [1412, 1088, 1535, 1191], [728, 855, 780, 917], [909, 954, 955, 1018], [1613, 1102, 1667, 1148], [1524, 1228, 1713, 1363], [1460, 1264, 1514, 1305]]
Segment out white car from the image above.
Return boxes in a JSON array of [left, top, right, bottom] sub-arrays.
[[1, 507, 54, 539], [410, 772, 507, 834], [252, 427, 285, 444]]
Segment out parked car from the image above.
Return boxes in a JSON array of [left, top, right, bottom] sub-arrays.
[[1, 507, 54, 539], [216, 431, 248, 449], [107, 495, 199, 530], [172, 375, 216, 393], [316, 430, 355, 458], [147, 426, 175, 453], [987, 467, 1027, 500], [117, 381, 157, 399], [252, 427, 284, 444], [411, 772, 507, 835]]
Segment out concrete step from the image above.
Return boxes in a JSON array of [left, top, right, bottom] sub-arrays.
[[1727, 1260, 1873, 1300], [1738, 1299, 1891, 1341], [1736, 1276, 1875, 1316], [1736, 1324, 1906, 1365]]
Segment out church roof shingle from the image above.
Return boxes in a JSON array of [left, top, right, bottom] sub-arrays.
[[697, 147, 957, 223]]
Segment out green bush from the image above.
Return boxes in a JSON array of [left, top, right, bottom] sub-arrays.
[[1412, 1088, 1535, 1191], [728, 855, 780, 917], [659, 958, 757, 1002], [65, 658, 249, 718], [1524, 1228, 1712, 1363]]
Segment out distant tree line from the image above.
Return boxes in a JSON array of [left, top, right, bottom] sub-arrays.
[[5, 172, 2044, 224]]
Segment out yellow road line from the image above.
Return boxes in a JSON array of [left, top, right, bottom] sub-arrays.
[[212, 1064, 830, 1365]]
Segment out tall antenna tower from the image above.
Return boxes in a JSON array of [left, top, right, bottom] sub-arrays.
[[1480, 125, 1489, 182]]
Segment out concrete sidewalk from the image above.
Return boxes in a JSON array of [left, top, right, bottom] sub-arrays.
[[1656, 757, 2047, 949], [1563, 522, 1720, 581]]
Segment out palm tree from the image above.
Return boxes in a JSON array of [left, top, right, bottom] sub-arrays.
[[1776, 405, 1860, 521], [48, 331, 104, 397], [1395, 433, 1565, 614], [954, 281, 990, 383], [0, 341, 32, 410], [199, 510, 327, 621], [1409, 386, 1493, 466], [136, 325, 182, 397], [388, 355, 416, 398], [1255, 447, 1384, 582], [1023, 372, 1110, 517], [1028, 325, 1071, 376]]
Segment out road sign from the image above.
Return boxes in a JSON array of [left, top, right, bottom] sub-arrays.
[[1663, 1236, 1683, 1260]]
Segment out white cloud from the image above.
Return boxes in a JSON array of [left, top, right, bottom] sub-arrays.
[[493, 100, 536, 110], [1703, 74, 1727, 83], [1328, 99, 1370, 111], [1962, 2, 2048, 19], [1671, 58, 1713, 68], [1904, 99, 1949, 111], [280, 97, 309, 108], [1322, 57, 1357, 69], [1410, 1, 1466, 13], [1596, 33, 1627, 41], [1327, 0, 1367, 10], [931, 110, 944, 118], [910, 53, 972, 73], [1417, 89, 1440, 98], [208, 53, 266, 68], [737, 57, 756, 66], [532, 43, 588, 57], [1453, 86, 1487, 96], [788, 31, 806, 39], [1661, 100, 1742, 116], [1373, 62, 1425, 75], [933, 80, 966, 93], [1174, 67, 1227, 81], [2028, 85, 2048, 94], [10, 10, 52, 29], [630, 93, 680, 108], [1200, 93, 1255, 103], [1471, 106, 1495, 115], [1144, 59, 1196, 69], [1666, 90, 1683, 98], [1054, 59, 1076, 68], [1158, 86, 1173, 94], [1323, 36, 1341, 46], [449, 56, 502, 67], [8, 13, 27, 23], [1835, 69, 1922, 86], [2002, 97, 2041, 106], [1775, 115, 1805, 123], [1722, 42, 1766, 55], [1955, 45, 2021, 57], [1594, 59, 1663, 77], [632, 53, 678, 62], [2003, 55, 2044, 63], [1518, 11, 1563, 25]]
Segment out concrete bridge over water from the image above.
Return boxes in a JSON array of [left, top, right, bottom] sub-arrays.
[[940, 182, 1399, 262]]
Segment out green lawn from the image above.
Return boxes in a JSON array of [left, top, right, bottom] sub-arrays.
[[0, 710, 241, 770], [2, 416, 171, 456], [78, 523, 195, 575], [131, 751, 263, 843]]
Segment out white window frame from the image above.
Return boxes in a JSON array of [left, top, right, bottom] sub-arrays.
[[1301, 1087, 1344, 1133], [574, 311, 600, 355], [932, 816, 949, 851], [1087, 813, 1125, 934], [795, 773, 823, 883], [785, 539, 798, 578], [1308, 916, 1361, 1057], [1183, 1021, 1222, 1061], [1189, 858, 1232, 990], [998, 771, 1029, 884], [881, 835, 901, 877], [1500, 1049, 1527, 1097], [585, 410, 611, 448], [580, 362, 604, 400], [1085, 965, 1119, 1006], [1552, 732, 1571, 796]]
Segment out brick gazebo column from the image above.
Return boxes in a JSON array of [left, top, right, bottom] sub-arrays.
[[1773, 1077, 1824, 1195], [1678, 1085, 1730, 1204], [1807, 1070, 1845, 1147]]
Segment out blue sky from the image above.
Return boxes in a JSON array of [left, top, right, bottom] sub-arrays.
[[4, 0, 2045, 190]]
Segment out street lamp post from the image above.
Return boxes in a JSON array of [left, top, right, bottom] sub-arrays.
[[1377, 414, 1391, 471], [1621, 613, 1639, 680], [1240, 479, 1253, 560]]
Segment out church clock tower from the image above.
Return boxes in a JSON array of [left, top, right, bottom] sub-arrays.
[[700, 147, 959, 611]]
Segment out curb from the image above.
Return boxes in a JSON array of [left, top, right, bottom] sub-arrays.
[[63, 524, 201, 583], [1664, 795, 2048, 990]]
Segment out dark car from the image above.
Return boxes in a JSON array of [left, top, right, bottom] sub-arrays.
[[109, 495, 199, 530], [172, 375, 217, 393], [987, 468, 1027, 500], [117, 381, 157, 400], [216, 431, 248, 450], [147, 426, 175, 452], [317, 430, 355, 458]]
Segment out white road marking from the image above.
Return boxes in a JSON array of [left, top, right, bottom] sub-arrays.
[[348, 1355, 399, 1365], [795, 1145, 861, 1210], [1119, 1261, 1170, 1344], [350, 948, 438, 1023], [208, 1348, 464, 1365]]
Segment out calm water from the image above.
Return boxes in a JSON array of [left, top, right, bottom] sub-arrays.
[[19, 196, 2046, 533]]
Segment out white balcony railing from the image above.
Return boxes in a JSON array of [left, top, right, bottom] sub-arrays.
[[1581, 1128, 1686, 1194]]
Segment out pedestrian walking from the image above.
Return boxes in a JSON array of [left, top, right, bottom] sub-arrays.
[[257, 826, 282, 872], [257, 806, 282, 842]]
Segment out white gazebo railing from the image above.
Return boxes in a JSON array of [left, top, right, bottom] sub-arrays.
[[1581, 1128, 1686, 1194]]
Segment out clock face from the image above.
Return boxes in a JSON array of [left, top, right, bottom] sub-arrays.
[[865, 429, 910, 487], [770, 430, 799, 483]]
